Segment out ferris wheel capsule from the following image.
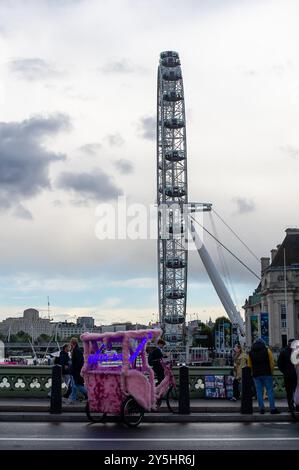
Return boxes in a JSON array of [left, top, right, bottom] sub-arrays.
[[165, 150, 185, 162], [162, 68, 182, 81], [163, 90, 183, 102]]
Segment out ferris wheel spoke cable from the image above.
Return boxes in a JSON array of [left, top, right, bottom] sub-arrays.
[[190, 215, 261, 281], [208, 212, 239, 308], [212, 208, 260, 262]]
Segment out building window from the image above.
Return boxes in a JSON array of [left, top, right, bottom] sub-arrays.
[[280, 304, 287, 329]]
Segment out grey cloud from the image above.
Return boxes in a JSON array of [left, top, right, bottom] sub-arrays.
[[0, 113, 70, 213], [46, 0, 84, 5], [13, 204, 33, 220], [232, 197, 256, 215], [57, 169, 123, 202], [280, 145, 299, 160], [105, 133, 125, 147], [137, 116, 156, 141], [8, 58, 60, 81], [114, 159, 134, 174], [79, 142, 102, 155], [243, 69, 256, 77], [242, 61, 293, 78], [52, 200, 63, 207], [100, 59, 137, 74]]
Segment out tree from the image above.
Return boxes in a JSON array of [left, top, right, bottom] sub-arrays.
[[15, 331, 32, 342], [191, 321, 213, 348], [8, 334, 19, 343], [37, 334, 51, 343]]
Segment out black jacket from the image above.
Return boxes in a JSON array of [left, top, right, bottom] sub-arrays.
[[249, 340, 271, 377], [277, 346, 297, 379], [148, 347, 163, 366], [71, 345, 84, 385], [59, 350, 70, 375]]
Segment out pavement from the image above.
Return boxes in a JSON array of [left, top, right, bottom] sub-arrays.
[[0, 421, 299, 450], [0, 398, 297, 423]]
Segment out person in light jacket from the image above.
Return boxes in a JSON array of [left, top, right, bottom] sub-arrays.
[[230, 344, 247, 401]]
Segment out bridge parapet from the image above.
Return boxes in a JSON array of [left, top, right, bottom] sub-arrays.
[[0, 365, 286, 398]]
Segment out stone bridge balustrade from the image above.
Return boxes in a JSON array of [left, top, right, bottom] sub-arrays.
[[0, 365, 286, 398]]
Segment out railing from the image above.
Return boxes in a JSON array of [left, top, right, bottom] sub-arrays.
[[0, 365, 286, 398], [0, 366, 54, 397]]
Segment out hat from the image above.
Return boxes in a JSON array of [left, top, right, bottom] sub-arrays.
[[254, 338, 265, 345]]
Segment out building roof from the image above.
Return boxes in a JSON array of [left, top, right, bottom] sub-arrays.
[[271, 228, 299, 268]]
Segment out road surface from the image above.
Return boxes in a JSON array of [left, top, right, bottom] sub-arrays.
[[0, 421, 299, 450]]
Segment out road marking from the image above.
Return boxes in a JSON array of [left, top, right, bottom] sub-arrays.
[[0, 437, 299, 441]]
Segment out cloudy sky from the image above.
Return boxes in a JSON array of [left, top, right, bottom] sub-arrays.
[[0, 0, 298, 325]]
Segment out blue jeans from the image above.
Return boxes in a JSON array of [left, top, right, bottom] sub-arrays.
[[253, 375, 276, 410], [70, 377, 87, 401]]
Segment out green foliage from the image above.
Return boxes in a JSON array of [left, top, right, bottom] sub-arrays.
[[191, 322, 213, 348], [9, 331, 32, 342], [37, 334, 51, 343]]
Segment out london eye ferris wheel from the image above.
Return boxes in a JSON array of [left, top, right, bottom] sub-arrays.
[[156, 52, 247, 355], [157, 51, 188, 353]]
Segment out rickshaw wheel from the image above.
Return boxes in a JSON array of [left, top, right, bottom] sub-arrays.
[[166, 386, 179, 413], [85, 402, 107, 423], [121, 396, 144, 427]]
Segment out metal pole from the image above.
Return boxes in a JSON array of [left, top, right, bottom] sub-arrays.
[[50, 364, 62, 414], [178, 365, 190, 414], [241, 366, 253, 414]]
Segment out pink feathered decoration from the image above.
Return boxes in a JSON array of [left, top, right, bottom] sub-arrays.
[[81, 329, 162, 414]]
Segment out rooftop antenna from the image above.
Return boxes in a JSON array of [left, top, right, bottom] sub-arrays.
[[47, 296, 50, 320]]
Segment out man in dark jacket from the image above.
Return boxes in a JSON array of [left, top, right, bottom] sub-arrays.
[[59, 344, 72, 398], [248, 338, 280, 414], [148, 339, 166, 384], [66, 337, 87, 404], [277, 338, 298, 413], [59, 344, 71, 375]]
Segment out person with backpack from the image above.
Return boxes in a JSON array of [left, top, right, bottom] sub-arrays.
[[247, 338, 280, 414]]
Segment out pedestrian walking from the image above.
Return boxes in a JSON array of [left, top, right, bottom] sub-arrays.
[[64, 337, 87, 404], [230, 344, 247, 401], [277, 338, 298, 414], [59, 344, 72, 398], [247, 338, 280, 414]]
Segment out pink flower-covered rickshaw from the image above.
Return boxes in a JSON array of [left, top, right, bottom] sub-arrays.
[[80, 329, 177, 427]]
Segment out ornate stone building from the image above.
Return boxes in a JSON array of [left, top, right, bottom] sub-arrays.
[[244, 228, 299, 349]]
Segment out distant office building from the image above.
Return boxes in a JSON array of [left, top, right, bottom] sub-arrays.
[[101, 322, 148, 333], [244, 228, 299, 349], [0, 308, 54, 340], [76, 317, 95, 328], [55, 319, 98, 340]]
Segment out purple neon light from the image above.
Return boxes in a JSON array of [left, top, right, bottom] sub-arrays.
[[88, 332, 153, 365]]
